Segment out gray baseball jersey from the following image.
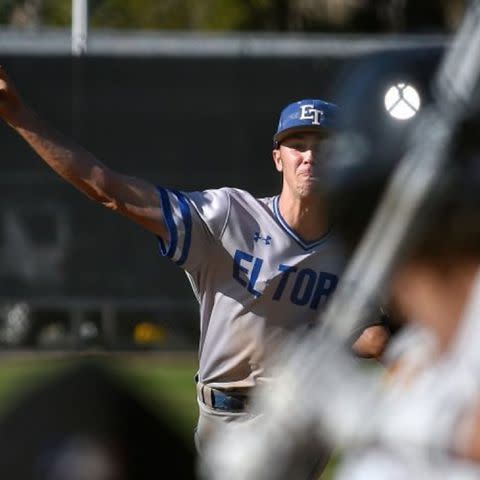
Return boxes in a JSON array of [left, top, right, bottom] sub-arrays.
[[157, 186, 346, 392]]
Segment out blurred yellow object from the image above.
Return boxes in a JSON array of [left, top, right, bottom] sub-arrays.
[[134, 322, 167, 344]]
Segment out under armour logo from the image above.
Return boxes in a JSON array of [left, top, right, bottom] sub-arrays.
[[254, 232, 272, 245], [299, 104, 324, 125]]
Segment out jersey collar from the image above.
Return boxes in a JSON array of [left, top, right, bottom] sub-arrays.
[[273, 195, 331, 250]]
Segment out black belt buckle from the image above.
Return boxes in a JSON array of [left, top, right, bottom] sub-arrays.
[[212, 391, 247, 411]]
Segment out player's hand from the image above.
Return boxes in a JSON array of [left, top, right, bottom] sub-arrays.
[[0, 65, 25, 124]]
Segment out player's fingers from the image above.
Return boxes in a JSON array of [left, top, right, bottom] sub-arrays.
[[0, 65, 26, 126], [0, 66, 8, 98], [0, 66, 20, 111], [0, 65, 14, 90]]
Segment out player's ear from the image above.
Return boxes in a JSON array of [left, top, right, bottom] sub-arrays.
[[272, 148, 283, 172]]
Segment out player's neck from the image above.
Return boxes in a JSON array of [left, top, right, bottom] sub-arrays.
[[278, 192, 329, 242]]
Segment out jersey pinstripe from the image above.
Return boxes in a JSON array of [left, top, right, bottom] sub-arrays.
[[157, 186, 346, 392]]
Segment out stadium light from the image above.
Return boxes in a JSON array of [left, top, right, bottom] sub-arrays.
[[384, 82, 421, 120]]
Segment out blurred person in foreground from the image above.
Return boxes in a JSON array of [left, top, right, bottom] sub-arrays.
[[200, 107, 480, 480], [320, 109, 480, 479], [0, 66, 390, 479]]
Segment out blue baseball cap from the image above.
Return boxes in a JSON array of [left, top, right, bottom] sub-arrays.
[[273, 99, 339, 146]]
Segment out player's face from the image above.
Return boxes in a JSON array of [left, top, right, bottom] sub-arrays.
[[273, 131, 330, 199]]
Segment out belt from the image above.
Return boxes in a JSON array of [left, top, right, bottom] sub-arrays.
[[197, 382, 248, 412]]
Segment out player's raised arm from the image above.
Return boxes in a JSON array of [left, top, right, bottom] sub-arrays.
[[0, 65, 168, 239]]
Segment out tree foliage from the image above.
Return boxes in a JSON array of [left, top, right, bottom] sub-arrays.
[[0, 0, 466, 33], [1, 0, 288, 30]]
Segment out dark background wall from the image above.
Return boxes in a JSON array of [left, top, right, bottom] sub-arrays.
[[0, 49, 443, 305]]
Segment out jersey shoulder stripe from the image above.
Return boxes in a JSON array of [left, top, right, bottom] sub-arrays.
[[157, 186, 178, 257], [155, 186, 233, 271], [172, 189, 192, 266], [156, 186, 192, 266]]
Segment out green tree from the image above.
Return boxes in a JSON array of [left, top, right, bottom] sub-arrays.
[[0, 0, 467, 33], [88, 0, 288, 31]]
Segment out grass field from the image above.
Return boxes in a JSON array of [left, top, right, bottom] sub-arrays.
[[0, 351, 199, 438], [0, 351, 338, 479]]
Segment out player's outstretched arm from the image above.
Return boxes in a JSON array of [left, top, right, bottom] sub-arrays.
[[0, 65, 167, 238]]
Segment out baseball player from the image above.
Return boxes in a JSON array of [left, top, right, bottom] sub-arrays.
[[0, 66, 390, 476]]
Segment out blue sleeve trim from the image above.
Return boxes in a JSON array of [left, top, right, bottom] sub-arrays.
[[156, 186, 177, 259], [172, 190, 192, 267]]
